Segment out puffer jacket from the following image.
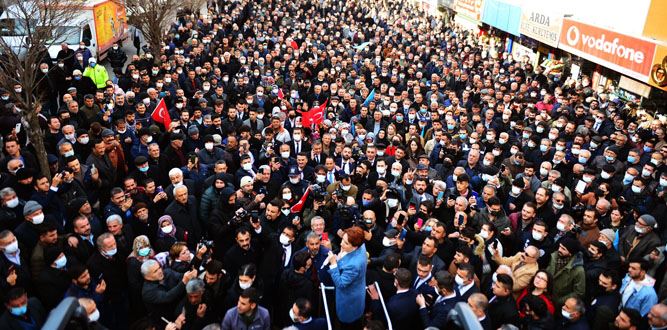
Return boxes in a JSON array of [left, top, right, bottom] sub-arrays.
[[546, 251, 585, 305]]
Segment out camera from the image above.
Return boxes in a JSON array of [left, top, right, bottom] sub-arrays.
[[199, 239, 214, 248], [230, 208, 249, 226], [311, 185, 328, 201]]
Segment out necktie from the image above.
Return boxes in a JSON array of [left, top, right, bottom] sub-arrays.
[[328, 172, 334, 183], [296, 142, 300, 154]]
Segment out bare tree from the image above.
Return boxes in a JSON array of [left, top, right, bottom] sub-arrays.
[[0, 0, 80, 177], [125, 0, 180, 54]]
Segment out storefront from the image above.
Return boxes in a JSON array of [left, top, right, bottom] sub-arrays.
[[558, 18, 660, 102]]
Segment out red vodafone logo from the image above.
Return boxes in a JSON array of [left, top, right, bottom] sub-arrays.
[[559, 19, 657, 79]]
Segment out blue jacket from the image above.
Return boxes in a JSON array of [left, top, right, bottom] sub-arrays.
[[328, 244, 367, 323], [620, 275, 658, 316]]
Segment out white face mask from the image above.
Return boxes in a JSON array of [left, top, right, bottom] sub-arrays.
[[511, 186, 522, 195], [556, 222, 566, 231], [382, 237, 397, 247], [340, 184, 351, 191], [88, 309, 100, 323], [561, 309, 572, 320], [281, 208, 290, 216], [293, 134, 302, 141], [3, 241, 19, 254], [454, 274, 465, 286], [205, 143, 214, 151], [387, 198, 398, 208], [239, 281, 252, 290], [161, 225, 173, 234], [601, 171, 612, 179], [283, 193, 292, 200], [32, 213, 44, 225], [281, 151, 290, 159], [376, 166, 386, 175], [242, 163, 252, 171], [316, 175, 325, 183], [532, 230, 543, 241], [479, 230, 489, 239], [279, 233, 291, 245]]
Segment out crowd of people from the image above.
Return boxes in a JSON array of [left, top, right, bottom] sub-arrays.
[[1, 0, 667, 329]]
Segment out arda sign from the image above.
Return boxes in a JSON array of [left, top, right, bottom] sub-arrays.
[[519, 8, 562, 48], [558, 19, 657, 82], [528, 13, 549, 26]]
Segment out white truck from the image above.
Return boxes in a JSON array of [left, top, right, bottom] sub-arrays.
[[0, 0, 128, 61]]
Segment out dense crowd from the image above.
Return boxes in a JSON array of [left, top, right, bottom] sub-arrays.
[[0, 0, 667, 329]]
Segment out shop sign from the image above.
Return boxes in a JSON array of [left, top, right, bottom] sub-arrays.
[[519, 9, 562, 48], [454, 0, 484, 21], [559, 19, 657, 82]]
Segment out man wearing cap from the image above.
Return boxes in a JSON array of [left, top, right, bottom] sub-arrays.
[[82, 58, 109, 89], [163, 133, 187, 171], [284, 166, 308, 196], [184, 125, 204, 154], [546, 237, 585, 306], [14, 201, 59, 254], [618, 214, 661, 263]]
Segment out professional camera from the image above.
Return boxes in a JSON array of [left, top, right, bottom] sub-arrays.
[[311, 184, 328, 201], [229, 208, 249, 226]]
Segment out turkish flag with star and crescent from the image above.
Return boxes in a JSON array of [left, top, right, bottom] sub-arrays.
[[151, 98, 172, 129], [301, 99, 328, 127]]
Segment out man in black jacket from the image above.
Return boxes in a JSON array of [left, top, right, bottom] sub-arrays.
[[369, 268, 420, 330], [165, 185, 201, 249], [0, 287, 46, 329], [488, 274, 519, 329], [276, 250, 314, 327], [141, 259, 197, 328], [86, 233, 128, 330]]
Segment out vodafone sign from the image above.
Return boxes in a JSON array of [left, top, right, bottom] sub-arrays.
[[559, 19, 657, 81]]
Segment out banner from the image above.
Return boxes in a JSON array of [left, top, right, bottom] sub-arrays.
[[558, 19, 657, 82], [519, 8, 562, 48], [481, 0, 521, 36], [454, 0, 484, 22]]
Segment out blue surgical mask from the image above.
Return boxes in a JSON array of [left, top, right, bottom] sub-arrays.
[[539, 145, 548, 152], [105, 248, 117, 257], [627, 156, 636, 163], [423, 226, 432, 232], [447, 124, 455, 130], [362, 200, 371, 207], [605, 155, 615, 162], [138, 247, 151, 257], [10, 304, 27, 316], [139, 166, 149, 173], [643, 146, 652, 153], [578, 157, 588, 164]]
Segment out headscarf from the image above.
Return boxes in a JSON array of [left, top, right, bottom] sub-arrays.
[[157, 215, 176, 238]]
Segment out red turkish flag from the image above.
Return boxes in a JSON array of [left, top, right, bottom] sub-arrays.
[[301, 99, 328, 127], [151, 98, 172, 129], [277, 88, 284, 100], [290, 40, 299, 50]]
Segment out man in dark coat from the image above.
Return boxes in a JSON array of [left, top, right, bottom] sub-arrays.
[[369, 268, 420, 330], [164, 185, 201, 249], [276, 250, 314, 327], [0, 287, 46, 330], [141, 259, 197, 328], [488, 274, 519, 329]]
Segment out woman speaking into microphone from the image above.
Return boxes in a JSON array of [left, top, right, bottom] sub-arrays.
[[326, 226, 367, 329]]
